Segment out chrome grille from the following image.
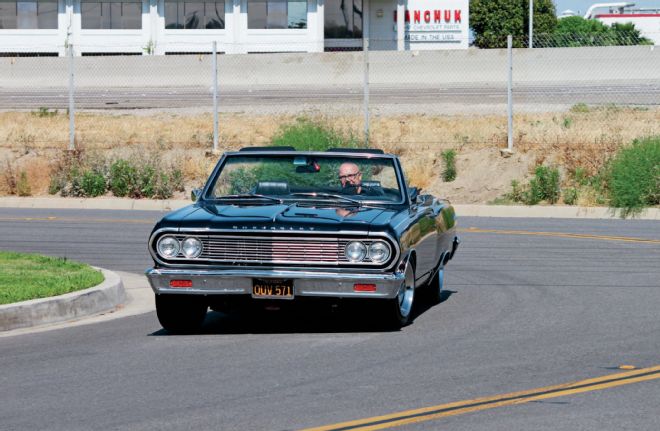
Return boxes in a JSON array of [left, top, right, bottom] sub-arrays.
[[167, 235, 389, 266], [200, 237, 349, 263]]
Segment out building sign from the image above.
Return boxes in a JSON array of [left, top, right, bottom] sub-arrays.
[[394, 0, 469, 49]]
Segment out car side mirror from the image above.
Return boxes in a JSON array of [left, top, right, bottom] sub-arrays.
[[191, 188, 202, 202], [418, 194, 434, 206], [408, 187, 419, 203]]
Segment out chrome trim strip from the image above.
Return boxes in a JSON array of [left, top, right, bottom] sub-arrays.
[[146, 267, 401, 279], [145, 267, 405, 299], [224, 151, 398, 159]]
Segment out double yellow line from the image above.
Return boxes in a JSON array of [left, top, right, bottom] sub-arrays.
[[302, 365, 660, 431]]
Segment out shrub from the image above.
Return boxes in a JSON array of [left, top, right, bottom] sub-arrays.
[[507, 180, 524, 202], [32, 107, 58, 117], [531, 165, 561, 204], [108, 157, 184, 199], [441, 150, 457, 182], [17, 171, 31, 196], [3, 160, 17, 195], [109, 159, 136, 197], [81, 170, 106, 197], [572, 167, 589, 186], [570, 103, 590, 113], [137, 164, 156, 198], [507, 165, 561, 205], [61, 167, 86, 197], [563, 187, 578, 205], [171, 170, 185, 193], [607, 136, 660, 217], [48, 150, 184, 200], [271, 118, 359, 151]]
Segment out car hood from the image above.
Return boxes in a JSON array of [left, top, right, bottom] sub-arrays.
[[159, 202, 398, 233]]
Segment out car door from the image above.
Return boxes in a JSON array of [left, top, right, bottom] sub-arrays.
[[412, 196, 440, 282]]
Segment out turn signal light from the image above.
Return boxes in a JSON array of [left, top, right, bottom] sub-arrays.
[[170, 279, 193, 288], [354, 283, 377, 292]]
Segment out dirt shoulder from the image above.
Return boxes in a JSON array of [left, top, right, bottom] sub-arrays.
[[1, 108, 659, 204]]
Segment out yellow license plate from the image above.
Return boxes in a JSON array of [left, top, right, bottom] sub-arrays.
[[252, 279, 294, 300]]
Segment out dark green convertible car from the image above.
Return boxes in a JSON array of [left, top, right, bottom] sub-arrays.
[[146, 147, 459, 332]]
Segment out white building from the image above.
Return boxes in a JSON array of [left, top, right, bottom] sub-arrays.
[[583, 2, 660, 45], [0, 0, 469, 55]]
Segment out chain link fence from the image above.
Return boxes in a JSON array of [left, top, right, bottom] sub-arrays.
[[1, 34, 659, 151]]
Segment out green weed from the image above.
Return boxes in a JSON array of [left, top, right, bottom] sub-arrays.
[[271, 118, 360, 151], [16, 171, 31, 196], [441, 149, 457, 182], [570, 103, 590, 113], [506, 166, 561, 205], [607, 136, 660, 217], [32, 107, 58, 117]]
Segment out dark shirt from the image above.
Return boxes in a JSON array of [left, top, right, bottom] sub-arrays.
[[342, 184, 385, 196]]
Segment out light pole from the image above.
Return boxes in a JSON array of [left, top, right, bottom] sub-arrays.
[[529, 0, 534, 48]]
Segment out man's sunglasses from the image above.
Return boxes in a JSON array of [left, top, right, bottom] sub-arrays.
[[339, 172, 361, 181]]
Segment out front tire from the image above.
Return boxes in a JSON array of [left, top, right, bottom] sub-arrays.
[[383, 261, 415, 329], [427, 266, 445, 305], [156, 294, 207, 334]]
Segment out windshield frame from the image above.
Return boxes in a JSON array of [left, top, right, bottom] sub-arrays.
[[201, 151, 409, 206]]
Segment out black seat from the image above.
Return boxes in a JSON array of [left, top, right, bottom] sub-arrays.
[[255, 181, 290, 195]]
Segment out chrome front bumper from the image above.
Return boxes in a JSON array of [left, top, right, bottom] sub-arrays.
[[145, 268, 405, 299]]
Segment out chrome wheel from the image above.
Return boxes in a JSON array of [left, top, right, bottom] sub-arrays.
[[382, 260, 415, 329], [398, 263, 415, 318]]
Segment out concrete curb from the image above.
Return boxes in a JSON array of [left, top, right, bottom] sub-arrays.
[[0, 197, 189, 211], [0, 197, 658, 220], [0, 268, 126, 332]]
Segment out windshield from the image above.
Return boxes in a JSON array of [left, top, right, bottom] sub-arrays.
[[207, 154, 403, 204]]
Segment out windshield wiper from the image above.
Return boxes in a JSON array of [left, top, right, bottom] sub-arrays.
[[290, 192, 362, 207], [214, 193, 283, 204]]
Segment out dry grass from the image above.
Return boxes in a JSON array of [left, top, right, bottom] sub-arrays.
[[1, 107, 658, 203]]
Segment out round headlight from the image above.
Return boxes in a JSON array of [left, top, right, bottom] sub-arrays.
[[368, 241, 391, 264], [157, 236, 180, 258], [345, 241, 367, 262], [181, 237, 203, 258]]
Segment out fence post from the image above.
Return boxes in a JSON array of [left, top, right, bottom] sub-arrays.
[[212, 41, 219, 153], [363, 39, 370, 147], [506, 35, 514, 154], [68, 44, 75, 151], [529, 0, 534, 48]]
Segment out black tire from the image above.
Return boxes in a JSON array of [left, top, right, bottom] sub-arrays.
[[427, 266, 445, 305], [382, 261, 415, 329], [156, 294, 207, 334]]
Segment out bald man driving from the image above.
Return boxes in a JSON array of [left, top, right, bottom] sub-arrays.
[[338, 162, 384, 196]]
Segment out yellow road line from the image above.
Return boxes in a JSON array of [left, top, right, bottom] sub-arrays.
[[301, 365, 660, 431], [458, 227, 660, 244]]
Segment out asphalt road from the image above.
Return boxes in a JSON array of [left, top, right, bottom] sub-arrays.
[[1, 83, 659, 110], [1, 208, 659, 431]]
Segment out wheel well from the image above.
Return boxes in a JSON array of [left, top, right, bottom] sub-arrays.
[[397, 250, 416, 274], [408, 251, 417, 271]]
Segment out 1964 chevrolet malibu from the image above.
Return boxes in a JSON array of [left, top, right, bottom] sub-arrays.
[[146, 147, 459, 332]]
